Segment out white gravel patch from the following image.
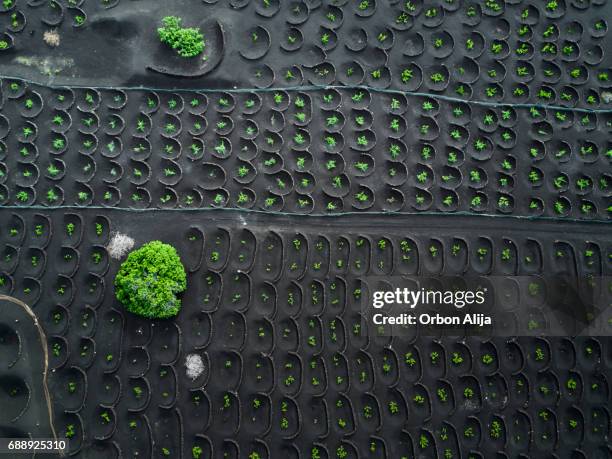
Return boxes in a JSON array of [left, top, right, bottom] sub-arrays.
[[43, 29, 60, 47], [106, 232, 135, 260], [185, 354, 205, 380]]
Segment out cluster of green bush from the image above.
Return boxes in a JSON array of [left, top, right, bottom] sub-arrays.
[[158, 16, 204, 58], [114, 241, 186, 319]]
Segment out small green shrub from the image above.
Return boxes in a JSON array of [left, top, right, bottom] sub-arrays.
[[115, 241, 186, 318], [158, 16, 204, 58]]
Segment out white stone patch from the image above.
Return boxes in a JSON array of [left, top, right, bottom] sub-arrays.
[[106, 232, 135, 260], [43, 29, 60, 47], [185, 354, 205, 380]]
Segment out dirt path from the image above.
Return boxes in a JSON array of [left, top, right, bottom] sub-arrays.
[[0, 295, 63, 457]]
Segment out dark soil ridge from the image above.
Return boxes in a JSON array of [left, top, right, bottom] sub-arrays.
[[0, 208, 610, 457]]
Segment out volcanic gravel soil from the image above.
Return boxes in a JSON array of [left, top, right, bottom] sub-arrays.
[[0, 81, 610, 218], [0, 0, 609, 98], [0, 0, 611, 458], [0, 295, 57, 446], [0, 209, 610, 457]]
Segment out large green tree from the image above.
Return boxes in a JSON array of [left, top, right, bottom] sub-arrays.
[[114, 241, 187, 319]]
